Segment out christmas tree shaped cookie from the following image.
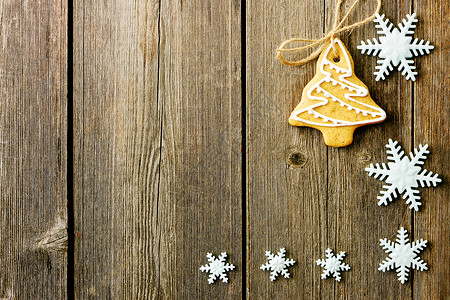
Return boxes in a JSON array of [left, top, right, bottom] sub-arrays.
[[289, 39, 386, 147]]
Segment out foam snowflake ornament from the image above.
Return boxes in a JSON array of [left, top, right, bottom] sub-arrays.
[[316, 248, 350, 282], [358, 13, 434, 81], [366, 139, 441, 211], [199, 252, 235, 284], [379, 227, 428, 284], [260, 248, 296, 281]]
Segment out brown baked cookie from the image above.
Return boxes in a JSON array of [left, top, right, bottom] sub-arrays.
[[289, 38, 386, 147]]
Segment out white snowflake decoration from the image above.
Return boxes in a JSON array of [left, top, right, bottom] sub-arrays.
[[316, 248, 350, 282], [358, 13, 434, 81], [260, 248, 296, 281], [366, 139, 441, 211], [379, 227, 428, 284], [200, 252, 235, 284]]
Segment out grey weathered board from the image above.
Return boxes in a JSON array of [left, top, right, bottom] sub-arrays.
[[73, 0, 241, 298], [0, 0, 448, 299], [413, 1, 449, 298], [0, 0, 68, 299], [247, 0, 448, 299]]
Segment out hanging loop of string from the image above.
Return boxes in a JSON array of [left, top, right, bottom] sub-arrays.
[[276, 0, 381, 66]]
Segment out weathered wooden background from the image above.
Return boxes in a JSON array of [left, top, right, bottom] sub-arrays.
[[0, 0, 448, 299]]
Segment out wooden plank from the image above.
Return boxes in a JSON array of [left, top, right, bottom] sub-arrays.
[[73, 0, 162, 298], [246, 0, 329, 298], [326, 1, 414, 299], [247, 0, 432, 298], [413, 0, 449, 298], [0, 0, 68, 298], [157, 0, 242, 298], [74, 0, 242, 298]]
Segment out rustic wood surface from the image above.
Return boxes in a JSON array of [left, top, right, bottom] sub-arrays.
[[0, 0, 68, 299], [247, 0, 328, 298], [246, 0, 448, 299], [413, 1, 449, 299], [0, 0, 448, 298], [73, 0, 241, 298], [73, 0, 163, 298]]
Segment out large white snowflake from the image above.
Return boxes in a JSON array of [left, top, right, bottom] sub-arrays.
[[260, 248, 296, 281], [316, 248, 350, 282], [366, 139, 441, 211], [200, 252, 235, 284], [358, 13, 434, 81], [379, 227, 428, 284]]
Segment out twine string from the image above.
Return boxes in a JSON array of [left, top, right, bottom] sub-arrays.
[[276, 0, 381, 66]]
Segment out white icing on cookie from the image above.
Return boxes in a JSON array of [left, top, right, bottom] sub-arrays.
[[290, 39, 386, 127]]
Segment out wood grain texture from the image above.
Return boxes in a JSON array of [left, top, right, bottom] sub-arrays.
[[157, 0, 242, 298], [73, 0, 241, 298], [247, 0, 447, 299], [2, 0, 443, 298], [413, 0, 449, 298], [157, 1, 242, 298], [73, 0, 162, 298], [326, 1, 414, 299], [0, 0, 68, 298], [246, 0, 328, 298]]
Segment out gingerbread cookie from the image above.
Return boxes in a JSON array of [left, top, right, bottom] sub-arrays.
[[289, 38, 386, 147]]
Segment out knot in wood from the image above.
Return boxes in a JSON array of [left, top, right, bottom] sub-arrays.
[[359, 150, 372, 163], [287, 150, 307, 168], [35, 217, 68, 253]]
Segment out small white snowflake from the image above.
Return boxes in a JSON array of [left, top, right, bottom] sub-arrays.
[[200, 252, 235, 284], [366, 139, 441, 211], [358, 13, 434, 81], [260, 248, 296, 281], [316, 248, 350, 282], [379, 227, 428, 283]]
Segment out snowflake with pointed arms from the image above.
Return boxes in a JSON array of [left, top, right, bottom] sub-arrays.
[[260, 248, 296, 281], [366, 139, 441, 211], [316, 248, 350, 282], [379, 227, 428, 283], [200, 252, 235, 284], [358, 13, 434, 81]]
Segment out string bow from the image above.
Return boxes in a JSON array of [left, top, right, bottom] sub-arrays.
[[276, 0, 381, 66]]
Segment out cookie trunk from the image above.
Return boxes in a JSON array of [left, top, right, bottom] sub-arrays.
[[320, 126, 356, 147], [288, 118, 357, 147]]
